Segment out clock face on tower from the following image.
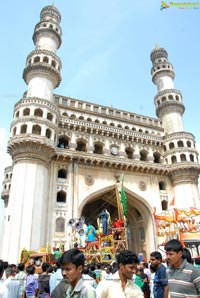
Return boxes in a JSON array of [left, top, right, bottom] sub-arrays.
[[111, 146, 119, 156]]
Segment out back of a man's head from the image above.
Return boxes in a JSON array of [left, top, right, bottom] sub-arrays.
[[60, 249, 85, 268], [42, 262, 50, 272], [17, 263, 25, 272], [150, 251, 162, 261], [164, 239, 183, 253], [117, 250, 139, 266]]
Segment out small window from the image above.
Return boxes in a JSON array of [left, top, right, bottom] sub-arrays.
[[159, 181, 166, 191], [58, 169, 67, 179], [161, 200, 168, 211], [56, 191, 66, 203]]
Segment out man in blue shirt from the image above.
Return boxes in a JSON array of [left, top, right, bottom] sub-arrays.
[[150, 251, 168, 298]]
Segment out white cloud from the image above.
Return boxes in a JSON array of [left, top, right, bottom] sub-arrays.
[[0, 128, 12, 192]]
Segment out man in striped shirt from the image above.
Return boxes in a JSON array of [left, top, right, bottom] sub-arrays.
[[164, 239, 200, 297]]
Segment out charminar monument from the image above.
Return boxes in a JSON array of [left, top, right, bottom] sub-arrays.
[[1, 5, 200, 263]]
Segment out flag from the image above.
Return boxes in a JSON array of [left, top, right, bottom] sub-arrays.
[[120, 174, 127, 216], [169, 197, 175, 206], [115, 185, 124, 221]]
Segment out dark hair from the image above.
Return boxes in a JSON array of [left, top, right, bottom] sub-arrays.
[[0, 260, 4, 277], [60, 249, 85, 268], [56, 258, 61, 269], [182, 248, 193, 264], [116, 250, 139, 266], [26, 265, 35, 275], [17, 263, 25, 271], [164, 239, 183, 253], [42, 262, 50, 272], [150, 251, 162, 260]]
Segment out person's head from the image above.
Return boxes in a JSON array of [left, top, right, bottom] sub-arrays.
[[26, 265, 35, 275], [0, 260, 4, 278], [41, 262, 50, 273], [5, 267, 13, 278], [10, 264, 17, 275], [17, 263, 25, 272], [150, 251, 162, 270], [164, 239, 183, 269], [117, 250, 139, 281], [60, 249, 85, 287], [105, 265, 112, 274]]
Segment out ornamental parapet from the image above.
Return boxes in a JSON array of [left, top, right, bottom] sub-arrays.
[[26, 49, 61, 65], [154, 89, 182, 101], [163, 131, 195, 142], [59, 118, 163, 146], [55, 148, 169, 175], [156, 101, 185, 118], [7, 134, 56, 163], [23, 64, 61, 88], [14, 97, 59, 113], [169, 165, 200, 185], [55, 94, 162, 129]]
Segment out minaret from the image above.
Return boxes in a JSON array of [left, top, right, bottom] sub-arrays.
[[150, 45, 200, 208], [150, 44, 185, 134], [2, 5, 62, 263]]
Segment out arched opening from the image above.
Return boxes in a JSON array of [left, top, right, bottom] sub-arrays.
[[190, 154, 194, 162], [169, 142, 175, 149], [180, 154, 186, 162], [80, 186, 154, 257], [20, 124, 27, 134], [161, 200, 168, 211], [47, 112, 53, 121], [187, 141, 191, 148], [159, 181, 166, 191], [140, 150, 148, 161], [34, 56, 40, 63], [56, 217, 65, 233], [56, 191, 66, 203], [58, 169, 67, 179], [125, 147, 133, 159], [43, 56, 49, 63], [34, 108, 43, 117], [58, 136, 69, 148], [153, 152, 161, 163], [178, 140, 184, 147], [32, 125, 41, 135], [171, 155, 177, 164], [46, 128, 51, 139], [94, 143, 103, 154], [23, 108, 30, 116], [13, 127, 17, 136], [76, 140, 87, 152]]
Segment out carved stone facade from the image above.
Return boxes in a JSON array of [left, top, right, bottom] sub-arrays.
[[1, 5, 200, 263]]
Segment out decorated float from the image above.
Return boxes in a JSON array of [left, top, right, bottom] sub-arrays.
[[67, 178, 128, 263], [153, 207, 200, 256]]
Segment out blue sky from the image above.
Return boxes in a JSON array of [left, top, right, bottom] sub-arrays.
[[0, 0, 200, 192]]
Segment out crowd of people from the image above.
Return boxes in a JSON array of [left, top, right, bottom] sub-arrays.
[[1, 239, 200, 298]]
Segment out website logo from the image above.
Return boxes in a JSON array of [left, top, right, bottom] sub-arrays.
[[160, 1, 200, 10], [160, 1, 170, 10]]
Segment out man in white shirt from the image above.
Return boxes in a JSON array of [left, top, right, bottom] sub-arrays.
[[96, 250, 143, 298], [4, 267, 20, 298]]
